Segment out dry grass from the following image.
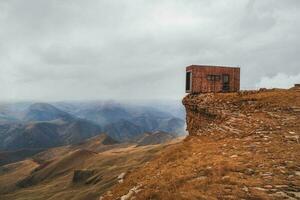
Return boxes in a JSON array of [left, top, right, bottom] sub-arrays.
[[102, 89, 300, 200], [0, 141, 174, 200]]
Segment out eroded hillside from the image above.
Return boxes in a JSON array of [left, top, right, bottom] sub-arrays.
[[101, 88, 300, 200], [0, 133, 182, 200]]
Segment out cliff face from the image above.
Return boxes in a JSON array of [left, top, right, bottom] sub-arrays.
[[183, 89, 300, 138]]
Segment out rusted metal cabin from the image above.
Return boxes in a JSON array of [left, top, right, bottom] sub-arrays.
[[186, 65, 240, 93]]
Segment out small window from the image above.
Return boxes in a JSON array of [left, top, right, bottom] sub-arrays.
[[186, 71, 191, 91], [207, 74, 221, 81]]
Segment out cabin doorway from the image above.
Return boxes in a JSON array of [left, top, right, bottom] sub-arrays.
[[186, 71, 192, 92], [222, 74, 230, 92]]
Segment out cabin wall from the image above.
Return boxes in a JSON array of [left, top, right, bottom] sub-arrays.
[[186, 66, 240, 93]]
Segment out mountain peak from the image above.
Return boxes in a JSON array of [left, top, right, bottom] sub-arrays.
[[24, 103, 73, 122], [98, 133, 119, 145]]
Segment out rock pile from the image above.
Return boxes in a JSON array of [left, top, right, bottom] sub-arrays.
[[72, 169, 95, 184]]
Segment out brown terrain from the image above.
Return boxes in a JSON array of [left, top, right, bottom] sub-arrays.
[[0, 87, 299, 200], [101, 87, 300, 200], [0, 133, 182, 200]]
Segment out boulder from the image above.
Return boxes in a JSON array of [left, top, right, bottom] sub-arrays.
[[72, 169, 95, 183]]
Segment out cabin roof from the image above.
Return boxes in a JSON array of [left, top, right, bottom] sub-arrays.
[[187, 65, 240, 69]]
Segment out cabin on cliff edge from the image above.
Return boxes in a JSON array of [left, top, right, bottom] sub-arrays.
[[186, 65, 240, 94]]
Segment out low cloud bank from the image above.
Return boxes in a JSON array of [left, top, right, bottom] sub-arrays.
[[256, 73, 300, 89]]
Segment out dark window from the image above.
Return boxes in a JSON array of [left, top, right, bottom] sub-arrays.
[[207, 75, 221, 81], [186, 71, 191, 91]]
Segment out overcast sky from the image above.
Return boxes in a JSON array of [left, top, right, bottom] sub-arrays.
[[0, 0, 299, 101]]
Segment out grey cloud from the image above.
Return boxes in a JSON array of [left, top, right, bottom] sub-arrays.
[[256, 73, 300, 89], [0, 0, 299, 101]]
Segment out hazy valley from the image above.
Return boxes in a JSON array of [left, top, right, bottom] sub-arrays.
[[0, 101, 185, 165]]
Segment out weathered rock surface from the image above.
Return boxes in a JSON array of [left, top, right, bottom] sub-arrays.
[[72, 169, 95, 183], [102, 89, 300, 200]]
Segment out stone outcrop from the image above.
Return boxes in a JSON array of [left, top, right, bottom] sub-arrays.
[[183, 89, 300, 137], [72, 169, 95, 183]]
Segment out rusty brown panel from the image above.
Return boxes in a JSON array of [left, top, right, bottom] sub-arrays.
[[186, 65, 240, 93]]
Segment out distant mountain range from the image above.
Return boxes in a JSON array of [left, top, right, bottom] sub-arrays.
[[0, 102, 102, 151], [0, 101, 185, 151]]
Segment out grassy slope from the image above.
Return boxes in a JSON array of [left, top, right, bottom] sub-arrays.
[[102, 89, 300, 200], [0, 139, 179, 200]]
